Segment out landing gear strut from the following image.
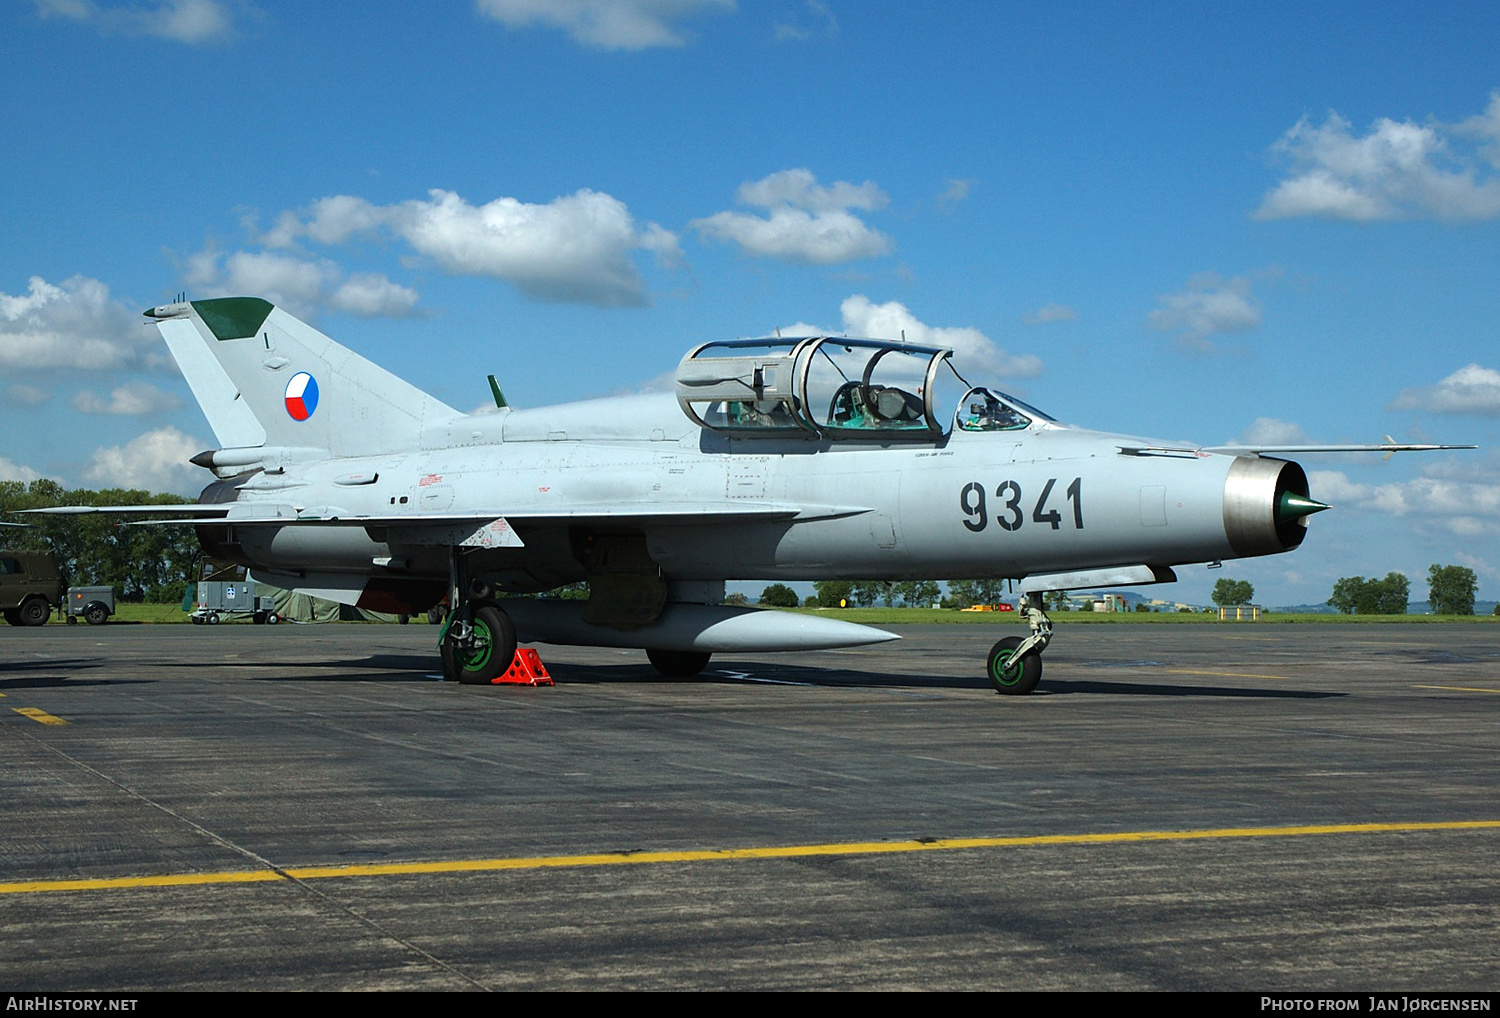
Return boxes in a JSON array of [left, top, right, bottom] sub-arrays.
[[439, 550, 517, 685], [986, 591, 1052, 695]]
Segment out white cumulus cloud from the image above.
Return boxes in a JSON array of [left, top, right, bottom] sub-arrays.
[[264, 188, 677, 307], [773, 0, 836, 41], [84, 426, 204, 490], [184, 250, 420, 319], [691, 169, 893, 264], [1389, 364, 1500, 417], [0, 457, 43, 483], [835, 295, 1043, 379], [476, 0, 734, 50], [1255, 95, 1500, 221], [1234, 417, 1311, 447], [34, 0, 237, 44], [71, 381, 183, 416], [1022, 303, 1076, 325], [1148, 272, 1262, 350], [936, 179, 973, 211], [0, 275, 147, 372], [1307, 467, 1500, 536], [4, 384, 50, 407]]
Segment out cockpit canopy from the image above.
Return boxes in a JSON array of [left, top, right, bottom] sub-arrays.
[[675, 336, 1051, 440]]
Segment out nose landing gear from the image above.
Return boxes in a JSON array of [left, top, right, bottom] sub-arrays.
[[986, 592, 1052, 695]]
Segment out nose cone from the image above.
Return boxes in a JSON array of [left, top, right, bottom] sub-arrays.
[[1277, 491, 1330, 526]]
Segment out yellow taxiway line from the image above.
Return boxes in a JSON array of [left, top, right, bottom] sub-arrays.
[[1413, 684, 1500, 694], [2, 819, 1496, 896], [11, 707, 68, 725], [1164, 668, 1292, 681]]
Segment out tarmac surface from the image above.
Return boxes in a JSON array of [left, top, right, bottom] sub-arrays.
[[2, 619, 1498, 990]]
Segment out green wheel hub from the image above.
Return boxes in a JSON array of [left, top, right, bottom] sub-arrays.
[[457, 618, 494, 670]]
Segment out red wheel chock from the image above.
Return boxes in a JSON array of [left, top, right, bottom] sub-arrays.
[[493, 647, 553, 686]]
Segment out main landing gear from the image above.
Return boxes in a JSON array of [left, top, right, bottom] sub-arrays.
[[986, 592, 1052, 695], [439, 553, 518, 685]]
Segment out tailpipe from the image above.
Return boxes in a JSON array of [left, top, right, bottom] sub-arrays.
[[1223, 457, 1328, 558]]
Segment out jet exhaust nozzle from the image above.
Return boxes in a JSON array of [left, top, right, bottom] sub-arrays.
[[1223, 457, 1323, 558]]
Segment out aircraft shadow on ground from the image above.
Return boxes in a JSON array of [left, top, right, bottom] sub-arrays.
[[1038, 678, 1343, 699], [228, 653, 444, 682], [162, 652, 1342, 699], [0, 659, 121, 690], [546, 661, 1345, 699]]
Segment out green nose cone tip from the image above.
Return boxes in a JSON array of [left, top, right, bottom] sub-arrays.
[[1277, 491, 1330, 525]]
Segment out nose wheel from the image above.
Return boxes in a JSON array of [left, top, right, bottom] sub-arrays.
[[986, 592, 1051, 695], [987, 636, 1042, 694]]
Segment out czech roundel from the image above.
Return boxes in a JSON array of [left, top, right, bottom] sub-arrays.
[[284, 372, 319, 421]]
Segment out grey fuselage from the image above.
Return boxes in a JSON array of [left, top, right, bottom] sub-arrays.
[[204, 390, 1301, 607]]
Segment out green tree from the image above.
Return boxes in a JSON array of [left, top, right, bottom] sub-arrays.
[[0, 479, 200, 599], [813, 580, 852, 608], [946, 579, 1007, 608], [1328, 573, 1409, 614], [1427, 564, 1477, 615], [758, 583, 799, 607], [1328, 575, 1365, 614], [1372, 572, 1409, 614], [1211, 578, 1254, 606], [893, 580, 940, 607]]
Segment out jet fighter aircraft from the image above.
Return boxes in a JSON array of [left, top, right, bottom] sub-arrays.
[[33, 298, 1470, 693]]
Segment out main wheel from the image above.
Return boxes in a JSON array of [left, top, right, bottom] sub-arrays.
[[987, 636, 1042, 695], [647, 649, 712, 678], [442, 604, 517, 685], [83, 602, 108, 626], [18, 598, 49, 627]]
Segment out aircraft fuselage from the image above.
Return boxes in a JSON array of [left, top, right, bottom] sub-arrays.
[[204, 391, 1302, 605]]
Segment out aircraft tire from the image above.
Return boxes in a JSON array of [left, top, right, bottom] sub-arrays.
[[647, 649, 712, 678], [987, 637, 1041, 695], [18, 598, 49, 627], [445, 604, 517, 686]]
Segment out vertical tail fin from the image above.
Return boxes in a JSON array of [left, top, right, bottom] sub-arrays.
[[147, 298, 457, 456]]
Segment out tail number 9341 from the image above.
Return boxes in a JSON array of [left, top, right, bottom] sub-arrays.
[[960, 477, 1083, 533]]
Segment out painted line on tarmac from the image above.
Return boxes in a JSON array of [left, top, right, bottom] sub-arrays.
[[11, 707, 67, 725], [1165, 668, 1292, 681], [3, 819, 1497, 896], [1414, 684, 1500, 694]]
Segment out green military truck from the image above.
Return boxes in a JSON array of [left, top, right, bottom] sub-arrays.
[[1, 550, 63, 626]]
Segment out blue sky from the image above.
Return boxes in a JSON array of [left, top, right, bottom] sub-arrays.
[[3, 0, 1498, 607]]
